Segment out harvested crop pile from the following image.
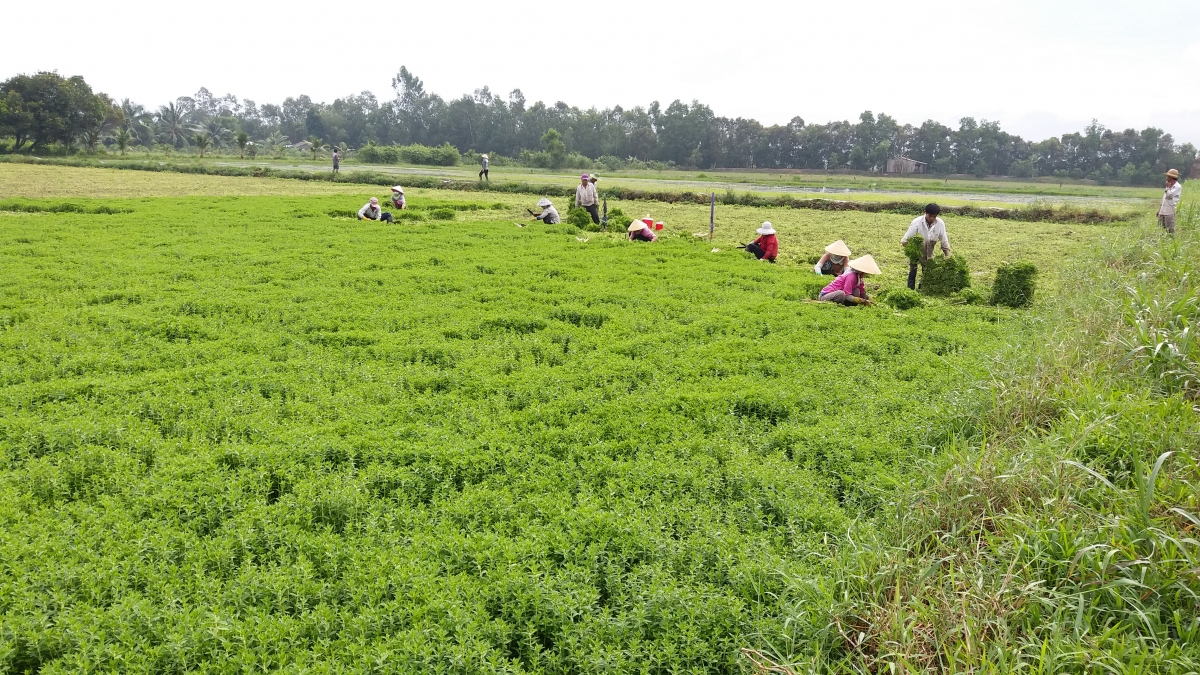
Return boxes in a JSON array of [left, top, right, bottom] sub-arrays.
[[992, 261, 1038, 307]]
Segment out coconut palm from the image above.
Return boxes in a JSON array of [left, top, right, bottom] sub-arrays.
[[192, 132, 212, 158], [114, 128, 133, 155], [236, 131, 249, 159], [203, 119, 233, 149], [157, 102, 196, 148], [120, 99, 154, 146], [264, 131, 288, 159], [307, 136, 326, 160]]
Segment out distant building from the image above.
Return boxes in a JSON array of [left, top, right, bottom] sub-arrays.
[[885, 157, 927, 175]]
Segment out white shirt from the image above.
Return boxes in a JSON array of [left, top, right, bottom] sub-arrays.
[[901, 216, 951, 255], [575, 183, 597, 207], [1159, 182, 1182, 216]]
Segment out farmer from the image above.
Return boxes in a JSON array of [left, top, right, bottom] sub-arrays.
[[575, 174, 600, 225], [357, 197, 394, 223], [814, 240, 851, 275], [1159, 169, 1182, 234], [744, 221, 778, 262], [332, 149, 340, 174], [532, 198, 560, 224], [479, 154, 489, 181], [900, 203, 951, 290], [390, 186, 406, 210], [819, 255, 880, 306], [628, 221, 657, 242]]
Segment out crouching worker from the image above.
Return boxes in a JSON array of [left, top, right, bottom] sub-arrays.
[[358, 197, 394, 223], [628, 221, 657, 242], [390, 186, 406, 210], [814, 239, 851, 275], [819, 255, 880, 306], [530, 198, 560, 224], [745, 221, 778, 262]]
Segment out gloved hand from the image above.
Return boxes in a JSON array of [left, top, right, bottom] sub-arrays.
[[813, 264, 823, 275]]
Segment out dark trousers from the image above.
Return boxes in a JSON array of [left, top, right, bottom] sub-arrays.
[[907, 262, 919, 290], [583, 204, 600, 224], [631, 230, 654, 242], [479, 169, 489, 180], [745, 243, 775, 261]]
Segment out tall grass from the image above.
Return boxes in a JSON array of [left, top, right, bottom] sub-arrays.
[[747, 210, 1200, 673]]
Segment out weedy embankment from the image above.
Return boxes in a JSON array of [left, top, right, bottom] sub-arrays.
[[747, 205, 1200, 673]]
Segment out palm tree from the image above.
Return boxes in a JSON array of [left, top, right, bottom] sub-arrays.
[[265, 131, 288, 159], [120, 99, 154, 147], [192, 132, 212, 158], [114, 128, 133, 156], [307, 136, 326, 160], [236, 131, 249, 159], [157, 102, 195, 148], [203, 119, 233, 149]]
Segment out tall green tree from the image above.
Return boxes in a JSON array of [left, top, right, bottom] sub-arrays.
[[192, 132, 212, 157], [156, 102, 195, 148], [0, 71, 106, 151], [235, 131, 249, 158]]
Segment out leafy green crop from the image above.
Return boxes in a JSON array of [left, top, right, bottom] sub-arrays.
[[0, 193, 1023, 672], [903, 234, 924, 264], [883, 287, 924, 310]]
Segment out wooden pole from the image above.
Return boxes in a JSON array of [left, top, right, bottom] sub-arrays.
[[709, 192, 715, 242]]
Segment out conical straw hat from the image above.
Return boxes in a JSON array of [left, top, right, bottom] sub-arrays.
[[824, 240, 851, 257], [849, 254, 881, 275]]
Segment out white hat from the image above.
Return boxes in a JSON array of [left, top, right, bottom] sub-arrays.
[[589, 174, 600, 181], [848, 254, 881, 275], [392, 185, 404, 193], [756, 221, 776, 235], [481, 154, 488, 159], [628, 221, 648, 232], [537, 198, 552, 207], [824, 240, 851, 257]]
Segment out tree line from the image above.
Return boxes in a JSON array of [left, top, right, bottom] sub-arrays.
[[2, 68, 1195, 184]]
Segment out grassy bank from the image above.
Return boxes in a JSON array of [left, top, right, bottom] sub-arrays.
[[0, 155, 1141, 225], [747, 209, 1200, 672]]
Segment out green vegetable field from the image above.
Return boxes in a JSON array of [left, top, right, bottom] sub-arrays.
[[1, 165, 1197, 673]]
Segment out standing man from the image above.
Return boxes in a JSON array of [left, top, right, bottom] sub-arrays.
[[332, 148, 340, 174], [479, 154, 489, 181], [575, 173, 600, 225], [900, 203, 951, 290], [1159, 169, 1182, 234]]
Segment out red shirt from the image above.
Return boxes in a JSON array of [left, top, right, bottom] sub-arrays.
[[752, 234, 778, 260]]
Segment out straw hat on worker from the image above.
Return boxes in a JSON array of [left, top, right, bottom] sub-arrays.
[[815, 239, 852, 275], [628, 219, 657, 242], [849, 254, 881, 275], [746, 221, 778, 262]]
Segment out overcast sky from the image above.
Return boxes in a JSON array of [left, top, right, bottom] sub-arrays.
[[6, 0, 1199, 145]]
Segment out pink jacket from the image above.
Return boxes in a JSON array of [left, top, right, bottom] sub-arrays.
[[820, 270, 863, 297]]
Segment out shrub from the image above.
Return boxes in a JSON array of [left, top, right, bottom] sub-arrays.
[[955, 288, 984, 305], [883, 288, 924, 310], [992, 262, 1038, 307], [428, 208, 455, 221], [398, 143, 459, 166], [921, 255, 971, 296], [357, 143, 400, 164], [565, 207, 592, 228], [606, 207, 633, 231]]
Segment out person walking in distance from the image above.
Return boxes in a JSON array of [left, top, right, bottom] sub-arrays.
[[332, 149, 340, 174], [1159, 169, 1182, 234], [575, 173, 600, 225], [900, 203, 951, 290], [479, 154, 489, 181]]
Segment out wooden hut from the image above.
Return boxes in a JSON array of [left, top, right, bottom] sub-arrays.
[[885, 157, 927, 175]]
